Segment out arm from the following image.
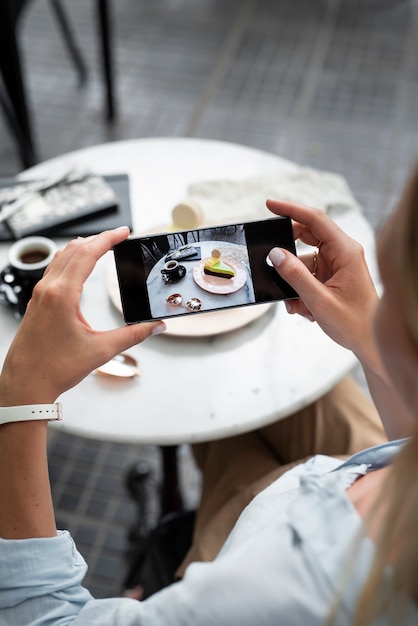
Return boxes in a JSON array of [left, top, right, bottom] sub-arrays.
[[0, 228, 165, 539], [267, 199, 414, 440]]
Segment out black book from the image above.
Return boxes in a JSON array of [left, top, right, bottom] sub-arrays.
[[0, 173, 132, 240]]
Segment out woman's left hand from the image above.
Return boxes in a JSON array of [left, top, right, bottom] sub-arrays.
[[266, 199, 379, 364]]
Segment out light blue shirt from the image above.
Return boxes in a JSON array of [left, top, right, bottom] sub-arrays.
[[1, 440, 417, 625]]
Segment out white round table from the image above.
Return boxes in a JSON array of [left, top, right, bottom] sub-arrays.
[[0, 138, 379, 445]]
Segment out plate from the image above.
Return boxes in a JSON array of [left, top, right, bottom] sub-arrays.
[[106, 259, 272, 337], [193, 258, 246, 294]]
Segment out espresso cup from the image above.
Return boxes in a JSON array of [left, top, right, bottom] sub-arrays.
[[5, 236, 57, 315], [9, 236, 57, 280], [161, 259, 185, 284]]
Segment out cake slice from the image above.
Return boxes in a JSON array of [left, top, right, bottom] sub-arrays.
[[203, 249, 235, 279]]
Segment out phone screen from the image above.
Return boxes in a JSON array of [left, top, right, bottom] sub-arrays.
[[113, 217, 298, 324]]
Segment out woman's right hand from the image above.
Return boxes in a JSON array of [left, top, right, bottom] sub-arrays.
[[0, 228, 166, 407], [267, 199, 380, 364]]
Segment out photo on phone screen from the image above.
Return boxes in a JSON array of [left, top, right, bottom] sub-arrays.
[[113, 217, 298, 324]]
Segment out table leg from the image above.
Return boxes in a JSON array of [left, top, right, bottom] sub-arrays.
[[125, 445, 184, 529], [160, 445, 184, 515], [123, 445, 186, 594]]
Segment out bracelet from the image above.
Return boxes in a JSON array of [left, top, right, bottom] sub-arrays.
[[0, 403, 63, 426]]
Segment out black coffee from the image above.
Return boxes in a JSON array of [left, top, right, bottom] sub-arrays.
[[19, 249, 49, 264]]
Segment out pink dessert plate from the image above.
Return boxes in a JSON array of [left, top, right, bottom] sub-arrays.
[[192, 258, 246, 294]]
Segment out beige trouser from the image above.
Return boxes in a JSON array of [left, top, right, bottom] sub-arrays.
[[176, 376, 387, 577]]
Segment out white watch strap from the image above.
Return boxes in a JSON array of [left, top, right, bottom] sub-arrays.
[[0, 403, 62, 426]]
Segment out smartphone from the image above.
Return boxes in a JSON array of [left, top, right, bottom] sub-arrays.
[[113, 217, 298, 324]]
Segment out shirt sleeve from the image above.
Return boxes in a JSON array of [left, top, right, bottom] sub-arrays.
[[0, 530, 93, 625]]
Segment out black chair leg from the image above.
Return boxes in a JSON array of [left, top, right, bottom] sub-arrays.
[[49, 0, 88, 86], [0, 85, 36, 168], [0, 3, 37, 168], [0, 0, 115, 168], [97, 0, 115, 120]]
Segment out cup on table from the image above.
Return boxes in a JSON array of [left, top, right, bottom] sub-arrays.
[[9, 236, 57, 279], [2, 236, 57, 316]]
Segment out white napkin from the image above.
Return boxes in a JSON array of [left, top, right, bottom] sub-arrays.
[[187, 165, 362, 224]]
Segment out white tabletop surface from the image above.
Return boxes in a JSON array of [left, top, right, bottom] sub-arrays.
[[0, 138, 379, 444]]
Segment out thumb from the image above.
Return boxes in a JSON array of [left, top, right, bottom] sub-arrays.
[[100, 320, 166, 360], [268, 247, 324, 314]]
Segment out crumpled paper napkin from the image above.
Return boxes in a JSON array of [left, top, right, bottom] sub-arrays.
[[187, 165, 362, 225]]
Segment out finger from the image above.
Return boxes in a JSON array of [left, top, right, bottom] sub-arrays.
[[285, 298, 315, 322], [266, 199, 346, 247], [291, 222, 325, 248], [268, 246, 326, 312], [94, 320, 167, 361], [298, 251, 317, 274], [47, 227, 130, 285]]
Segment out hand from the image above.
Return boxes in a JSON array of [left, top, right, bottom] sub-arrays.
[[267, 199, 379, 363], [0, 228, 166, 406]]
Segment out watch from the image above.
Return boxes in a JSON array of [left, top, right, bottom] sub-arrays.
[[0, 403, 63, 426]]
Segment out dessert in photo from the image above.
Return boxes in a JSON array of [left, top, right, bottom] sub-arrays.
[[203, 249, 235, 280]]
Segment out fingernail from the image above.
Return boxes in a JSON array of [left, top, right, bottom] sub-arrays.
[[151, 321, 167, 336], [304, 313, 315, 323], [269, 247, 286, 267], [285, 301, 293, 314], [115, 225, 130, 231]]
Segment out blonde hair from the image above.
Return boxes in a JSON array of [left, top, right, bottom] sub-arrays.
[[397, 167, 418, 354], [352, 167, 418, 624]]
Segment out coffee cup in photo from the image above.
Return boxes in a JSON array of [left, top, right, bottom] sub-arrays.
[[8, 236, 57, 280], [164, 259, 179, 272], [161, 259, 186, 284]]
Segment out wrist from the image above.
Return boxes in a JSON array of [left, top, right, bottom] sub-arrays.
[[0, 375, 57, 407], [352, 334, 385, 379]]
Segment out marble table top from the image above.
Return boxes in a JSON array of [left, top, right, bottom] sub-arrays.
[[0, 138, 379, 444]]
